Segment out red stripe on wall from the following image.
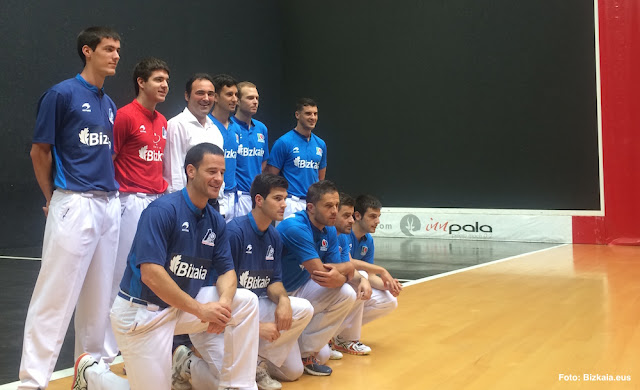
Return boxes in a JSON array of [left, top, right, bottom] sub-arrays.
[[572, 0, 640, 245]]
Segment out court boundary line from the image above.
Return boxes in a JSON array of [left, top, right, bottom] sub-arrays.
[[0, 255, 41, 261], [402, 243, 568, 288], [0, 356, 124, 389]]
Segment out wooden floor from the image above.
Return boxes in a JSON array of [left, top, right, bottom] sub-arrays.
[[27, 244, 640, 389]]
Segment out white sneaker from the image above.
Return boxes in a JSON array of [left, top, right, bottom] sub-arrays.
[[172, 345, 193, 390], [256, 360, 282, 390], [72, 353, 97, 390], [330, 348, 343, 360], [332, 336, 372, 355]]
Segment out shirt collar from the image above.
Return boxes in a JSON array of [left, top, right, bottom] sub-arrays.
[[301, 210, 326, 234], [131, 99, 157, 120], [247, 212, 266, 236], [181, 188, 205, 217], [182, 107, 213, 128], [350, 230, 367, 243], [232, 115, 254, 131], [75, 73, 104, 96]]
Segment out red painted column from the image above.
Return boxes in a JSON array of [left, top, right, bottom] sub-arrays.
[[573, 0, 640, 244]]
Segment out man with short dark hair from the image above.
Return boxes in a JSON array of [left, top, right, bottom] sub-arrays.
[[109, 143, 259, 390], [208, 74, 241, 221], [334, 194, 400, 356], [164, 73, 223, 193], [103, 57, 171, 363], [266, 98, 326, 219], [232, 82, 270, 217], [20, 26, 125, 390], [276, 180, 355, 376]]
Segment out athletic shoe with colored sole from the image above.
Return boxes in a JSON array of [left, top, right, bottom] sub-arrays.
[[302, 356, 332, 376], [332, 336, 372, 355], [72, 353, 97, 390]]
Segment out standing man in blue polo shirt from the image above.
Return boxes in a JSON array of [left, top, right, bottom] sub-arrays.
[[266, 98, 326, 219], [20, 26, 126, 390], [232, 82, 270, 217], [208, 74, 240, 221], [276, 180, 355, 376], [110, 143, 259, 390]]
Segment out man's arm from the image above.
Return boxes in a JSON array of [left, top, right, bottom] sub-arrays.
[[266, 281, 292, 331], [306, 258, 354, 288], [140, 263, 232, 332], [259, 281, 292, 342], [318, 167, 326, 180], [350, 270, 372, 300], [30, 143, 53, 216], [265, 164, 280, 175], [164, 121, 188, 192], [352, 259, 402, 296], [261, 161, 268, 172]]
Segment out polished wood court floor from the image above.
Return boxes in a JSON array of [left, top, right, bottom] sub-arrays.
[[15, 244, 640, 389]]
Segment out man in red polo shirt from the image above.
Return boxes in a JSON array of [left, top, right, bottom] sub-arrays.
[[104, 57, 170, 362]]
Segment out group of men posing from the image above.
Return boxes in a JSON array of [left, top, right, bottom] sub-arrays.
[[19, 26, 402, 390]]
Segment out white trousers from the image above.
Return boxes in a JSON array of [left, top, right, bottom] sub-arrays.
[[283, 197, 306, 220], [84, 360, 130, 390], [103, 192, 160, 363], [337, 275, 398, 341], [110, 287, 259, 390], [259, 297, 313, 381], [235, 192, 252, 217], [18, 189, 121, 390], [291, 279, 356, 358], [219, 191, 237, 222]]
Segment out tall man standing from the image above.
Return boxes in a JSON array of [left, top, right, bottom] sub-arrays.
[[20, 26, 124, 389], [164, 73, 223, 193], [208, 74, 240, 221], [103, 57, 171, 362], [232, 82, 269, 217], [266, 98, 326, 219]]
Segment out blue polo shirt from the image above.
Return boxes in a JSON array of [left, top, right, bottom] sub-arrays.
[[277, 210, 344, 292], [337, 233, 352, 262], [267, 129, 327, 198], [231, 116, 269, 192], [120, 188, 234, 309], [208, 114, 239, 191], [32, 74, 119, 192], [227, 213, 282, 298], [349, 230, 375, 264]]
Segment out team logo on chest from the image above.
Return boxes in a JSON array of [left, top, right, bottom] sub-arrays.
[[182, 222, 190, 232], [202, 229, 216, 247], [257, 133, 265, 143], [360, 246, 368, 256], [246, 244, 253, 254], [138, 145, 163, 161], [81, 103, 91, 112], [139, 124, 146, 133], [236, 134, 240, 143], [293, 156, 319, 170], [79, 128, 111, 148], [265, 245, 274, 261], [320, 239, 328, 252], [162, 126, 167, 139], [316, 147, 323, 156], [169, 255, 207, 280], [292, 147, 299, 154], [238, 270, 270, 290], [108, 108, 114, 124]]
